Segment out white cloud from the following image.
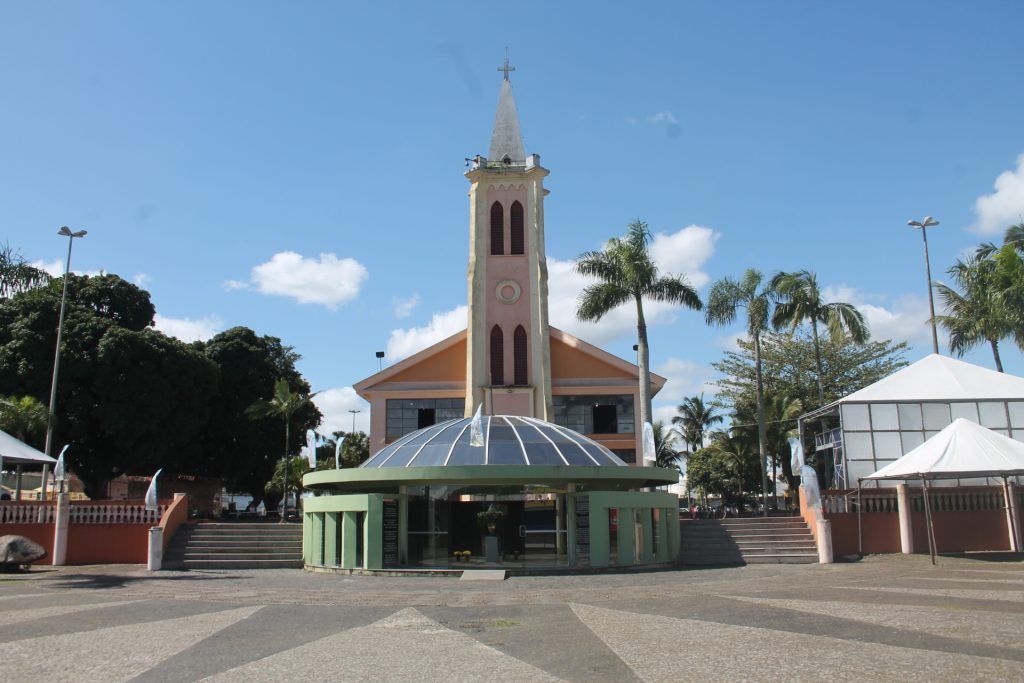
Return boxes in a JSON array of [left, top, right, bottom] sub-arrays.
[[386, 305, 467, 361], [153, 314, 223, 342], [822, 285, 935, 347], [32, 259, 64, 276], [230, 251, 368, 309], [547, 225, 718, 344], [392, 294, 421, 319], [313, 387, 371, 435], [647, 111, 678, 125], [971, 153, 1024, 235], [223, 279, 249, 291], [133, 273, 150, 287]]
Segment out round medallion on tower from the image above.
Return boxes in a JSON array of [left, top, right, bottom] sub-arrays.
[[495, 279, 521, 304]]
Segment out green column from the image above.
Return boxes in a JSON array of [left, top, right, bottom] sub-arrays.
[[566, 494, 577, 566], [668, 506, 681, 560], [640, 509, 654, 564], [324, 512, 339, 567], [589, 500, 609, 568], [341, 511, 358, 568], [617, 508, 635, 566], [302, 511, 313, 565], [654, 508, 669, 562], [365, 495, 383, 570], [310, 512, 325, 566], [398, 487, 409, 565]]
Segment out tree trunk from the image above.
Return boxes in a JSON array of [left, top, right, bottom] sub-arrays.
[[991, 339, 1004, 372], [811, 319, 825, 406], [753, 332, 771, 515], [281, 419, 290, 523], [635, 294, 652, 457]]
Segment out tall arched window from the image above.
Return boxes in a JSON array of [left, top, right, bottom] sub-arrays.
[[490, 325, 504, 385], [510, 200, 524, 255], [490, 202, 504, 255], [513, 325, 528, 385]]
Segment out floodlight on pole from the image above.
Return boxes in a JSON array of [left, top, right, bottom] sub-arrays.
[[907, 216, 940, 354], [348, 409, 361, 434], [45, 227, 88, 459]]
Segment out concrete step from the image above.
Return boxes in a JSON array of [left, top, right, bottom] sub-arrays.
[[742, 553, 818, 564], [180, 552, 302, 561], [176, 559, 304, 570]]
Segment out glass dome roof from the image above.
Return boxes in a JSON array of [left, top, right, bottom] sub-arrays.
[[361, 415, 628, 468]]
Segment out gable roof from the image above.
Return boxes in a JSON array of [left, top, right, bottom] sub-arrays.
[[841, 354, 1024, 403], [0, 429, 57, 466], [353, 330, 466, 397], [866, 418, 1024, 480]]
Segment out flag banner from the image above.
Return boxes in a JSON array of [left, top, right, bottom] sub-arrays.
[[789, 437, 804, 471], [469, 404, 484, 447], [334, 436, 345, 469], [306, 429, 317, 469], [145, 468, 163, 512], [642, 422, 656, 464], [54, 444, 69, 481]]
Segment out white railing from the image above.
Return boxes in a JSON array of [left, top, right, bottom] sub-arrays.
[[0, 502, 167, 525], [821, 486, 1015, 514]]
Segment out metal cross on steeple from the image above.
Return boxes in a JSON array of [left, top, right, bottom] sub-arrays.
[[498, 47, 515, 81]]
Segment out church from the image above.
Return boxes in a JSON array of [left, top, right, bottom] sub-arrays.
[[302, 62, 679, 573], [354, 61, 665, 464]]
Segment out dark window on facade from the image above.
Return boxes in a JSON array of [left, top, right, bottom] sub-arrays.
[[513, 325, 527, 385], [593, 405, 618, 433], [552, 395, 635, 435], [386, 398, 465, 439], [510, 200, 524, 254], [490, 201, 504, 255], [417, 408, 435, 429], [490, 325, 504, 385]]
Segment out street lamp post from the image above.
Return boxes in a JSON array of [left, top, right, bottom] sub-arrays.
[[44, 227, 87, 459], [907, 216, 940, 354], [348, 409, 361, 434]]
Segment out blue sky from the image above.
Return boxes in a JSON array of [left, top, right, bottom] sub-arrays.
[[3, 1, 1024, 435]]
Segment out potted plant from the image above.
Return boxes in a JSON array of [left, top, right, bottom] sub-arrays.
[[476, 509, 505, 535]]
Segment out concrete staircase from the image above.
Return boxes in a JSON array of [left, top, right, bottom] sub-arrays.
[[680, 516, 818, 565], [164, 522, 303, 570]]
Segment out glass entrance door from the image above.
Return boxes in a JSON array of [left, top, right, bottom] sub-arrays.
[[521, 494, 568, 568]]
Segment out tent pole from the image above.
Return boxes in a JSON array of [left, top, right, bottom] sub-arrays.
[[857, 478, 863, 557], [1002, 476, 1020, 553], [922, 478, 936, 566]]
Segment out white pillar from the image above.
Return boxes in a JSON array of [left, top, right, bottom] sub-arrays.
[[1003, 481, 1021, 552], [896, 483, 914, 554], [39, 464, 49, 501], [148, 527, 164, 571], [816, 518, 834, 564], [52, 492, 70, 566]]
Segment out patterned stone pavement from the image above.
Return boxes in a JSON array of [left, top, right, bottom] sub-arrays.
[[0, 555, 1022, 682]]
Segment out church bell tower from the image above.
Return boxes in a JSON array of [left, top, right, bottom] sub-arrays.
[[465, 57, 552, 419]]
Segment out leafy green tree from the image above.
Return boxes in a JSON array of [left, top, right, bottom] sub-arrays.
[[0, 395, 49, 446], [325, 430, 371, 468], [197, 327, 321, 504], [575, 220, 702, 430], [0, 273, 215, 497], [670, 393, 721, 450], [731, 393, 803, 506], [247, 378, 318, 520], [770, 270, 869, 404], [0, 243, 50, 299], [706, 268, 775, 514], [713, 331, 908, 422], [265, 455, 310, 501], [687, 431, 760, 504], [934, 253, 1015, 371]]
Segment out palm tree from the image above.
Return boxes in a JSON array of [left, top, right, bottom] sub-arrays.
[[671, 394, 722, 450], [0, 243, 50, 300], [0, 395, 49, 446], [650, 421, 681, 469], [575, 220, 702, 431], [247, 378, 318, 522], [732, 393, 802, 508], [934, 254, 1014, 372], [705, 268, 773, 515], [770, 270, 869, 406]]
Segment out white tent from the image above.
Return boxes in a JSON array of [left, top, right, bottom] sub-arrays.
[[0, 429, 56, 466], [842, 354, 1024, 404], [863, 419, 1024, 562], [866, 419, 1024, 481]]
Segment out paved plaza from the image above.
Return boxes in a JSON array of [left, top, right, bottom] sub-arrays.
[[1, 555, 1023, 682]]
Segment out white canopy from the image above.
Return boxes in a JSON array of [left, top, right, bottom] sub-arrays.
[[0, 429, 57, 466], [866, 418, 1024, 480], [843, 354, 1024, 403]]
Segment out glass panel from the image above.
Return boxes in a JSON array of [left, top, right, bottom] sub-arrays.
[[978, 402, 1008, 428], [900, 431, 925, 454], [922, 403, 951, 431], [1009, 402, 1024, 428], [488, 424, 525, 464], [845, 459, 877, 483], [552, 394, 634, 434], [897, 404, 923, 430], [870, 404, 899, 431], [872, 432, 902, 460], [993, 429, 1010, 438], [1012, 430, 1024, 443], [841, 404, 870, 430], [844, 432, 873, 459], [950, 402, 979, 423]]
